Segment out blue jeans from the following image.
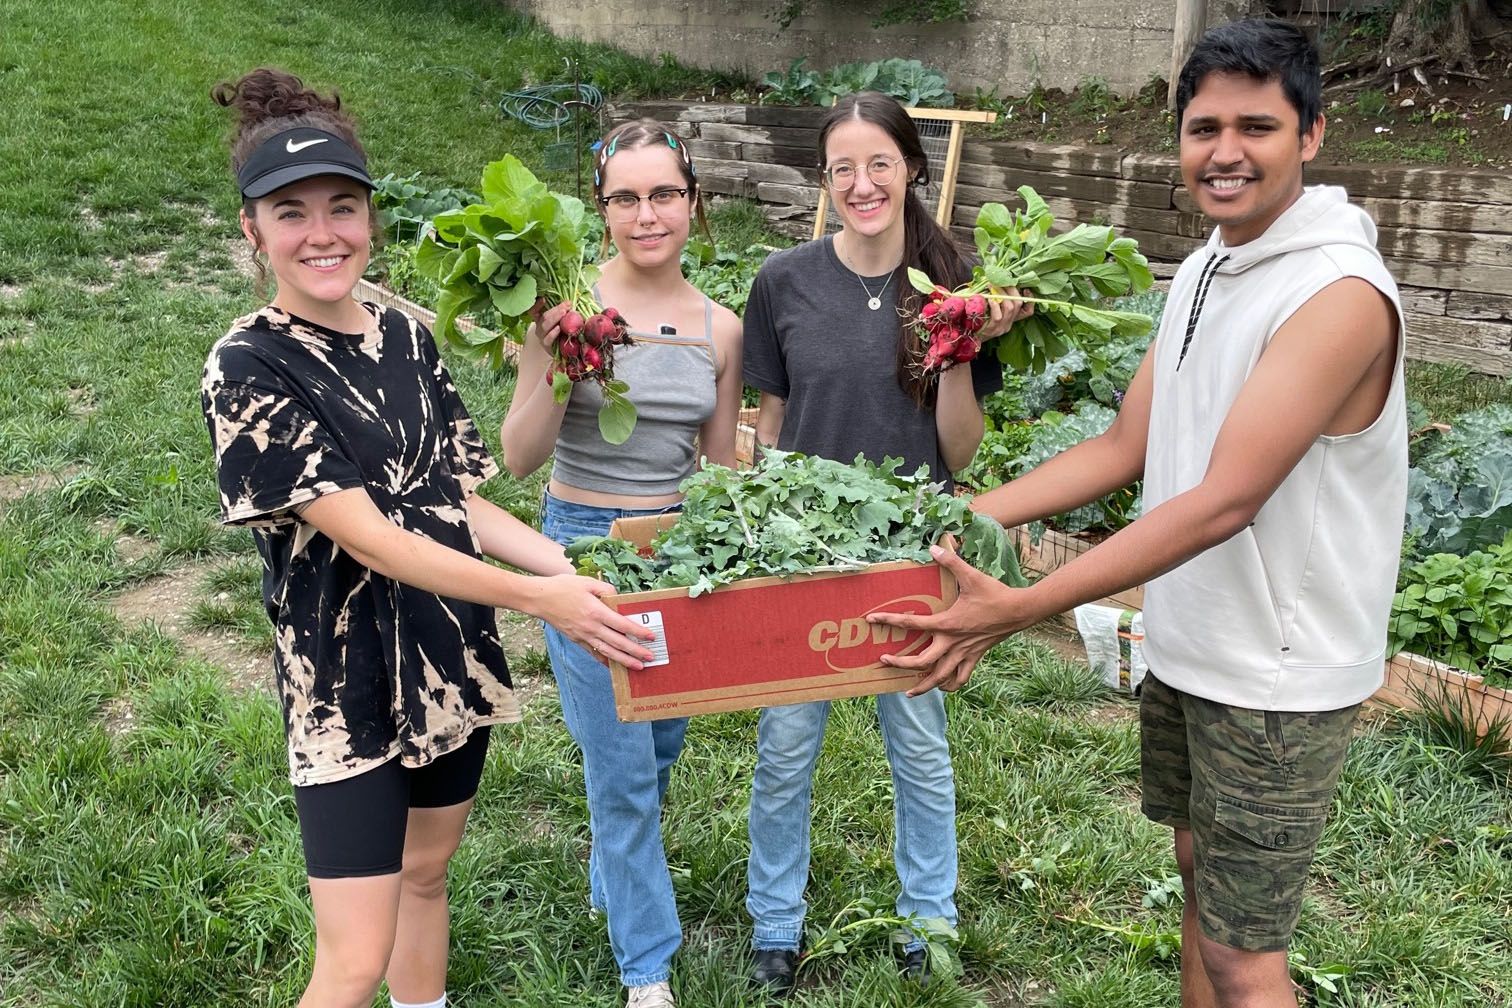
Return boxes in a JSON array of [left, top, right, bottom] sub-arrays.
[[540, 492, 689, 987], [746, 691, 958, 952]]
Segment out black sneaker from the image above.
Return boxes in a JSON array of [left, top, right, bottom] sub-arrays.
[[751, 948, 798, 997], [901, 946, 931, 986]]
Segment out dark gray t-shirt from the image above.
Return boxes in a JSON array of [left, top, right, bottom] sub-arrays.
[[742, 235, 1003, 487]]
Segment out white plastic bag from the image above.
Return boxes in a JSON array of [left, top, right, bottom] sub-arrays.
[[1073, 603, 1147, 694]]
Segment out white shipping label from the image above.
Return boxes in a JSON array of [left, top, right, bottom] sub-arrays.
[[626, 610, 670, 668]]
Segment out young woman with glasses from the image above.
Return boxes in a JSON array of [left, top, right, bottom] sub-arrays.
[[498, 118, 744, 1008], [740, 91, 1033, 994]]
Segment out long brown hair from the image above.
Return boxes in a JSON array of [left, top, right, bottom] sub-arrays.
[[211, 68, 373, 288], [818, 92, 971, 406]]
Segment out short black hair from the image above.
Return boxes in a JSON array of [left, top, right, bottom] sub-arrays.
[[1176, 19, 1322, 135]]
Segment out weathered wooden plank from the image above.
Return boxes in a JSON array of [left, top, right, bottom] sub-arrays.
[[966, 139, 1127, 179], [1170, 186, 1512, 238], [1309, 163, 1512, 206], [754, 181, 821, 209], [1355, 196, 1512, 236], [1376, 226, 1512, 269], [692, 156, 810, 188], [1384, 257, 1512, 297], [954, 163, 1176, 210], [1121, 152, 1182, 184], [738, 105, 828, 129], [742, 143, 818, 171], [684, 139, 743, 161], [951, 186, 1209, 240], [1403, 311, 1512, 375], [698, 174, 758, 199], [609, 101, 742, 125], [1397, 286, 1448, 316], [697, 122, 821, 149], [1447, 291, 1512, 322]]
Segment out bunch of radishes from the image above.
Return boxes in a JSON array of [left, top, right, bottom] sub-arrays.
[[547, 305, 632, 386], [917, 286, 990, 374]]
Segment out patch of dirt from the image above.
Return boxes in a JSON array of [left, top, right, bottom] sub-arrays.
[[101, 695, 137, 737], [0, 466, 81, 514], [1024, 619, 1089, 667], [111, 562, 274, 697], [93, 518, 156, 564], [974, 63, 1512, 170]]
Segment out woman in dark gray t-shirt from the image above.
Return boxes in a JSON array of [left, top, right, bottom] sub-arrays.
[[740, 92, 1032, 993]]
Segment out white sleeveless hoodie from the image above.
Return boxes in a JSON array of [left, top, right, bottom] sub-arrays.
[[1140, 185, 1407, 712]]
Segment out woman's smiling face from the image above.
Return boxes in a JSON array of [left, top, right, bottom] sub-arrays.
[[822, 118, 911, 245]]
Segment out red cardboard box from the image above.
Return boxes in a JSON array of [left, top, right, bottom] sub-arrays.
[[602, 514, 958, 721]]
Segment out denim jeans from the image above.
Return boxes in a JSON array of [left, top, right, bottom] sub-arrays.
[[540, 492, 689, 987], [746, 690, 958, 953]]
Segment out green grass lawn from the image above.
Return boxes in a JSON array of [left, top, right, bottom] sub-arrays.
[[2, 2, 1510, 1006]]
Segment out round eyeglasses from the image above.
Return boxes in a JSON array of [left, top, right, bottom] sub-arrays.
[[822, 156, 904, 192], [599, 188, 690, 221]]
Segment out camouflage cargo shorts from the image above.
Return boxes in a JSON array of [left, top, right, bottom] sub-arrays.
[[1140, 671, 1359, 952]]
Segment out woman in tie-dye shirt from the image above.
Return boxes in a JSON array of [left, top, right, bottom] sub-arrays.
[[201, 67, 653, 1008]]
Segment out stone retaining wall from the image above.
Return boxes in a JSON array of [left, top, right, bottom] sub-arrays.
[[613, 100, 1512, 374], [511, 0, 1255, 98]]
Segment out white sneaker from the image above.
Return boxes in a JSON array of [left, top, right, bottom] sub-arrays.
[[627, 980, 675, 1008]]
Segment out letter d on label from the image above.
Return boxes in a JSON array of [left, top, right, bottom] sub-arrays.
[[838, 618, 870, 649]]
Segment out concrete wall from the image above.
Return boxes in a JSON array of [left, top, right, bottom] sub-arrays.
[[613, 100, 1512, 375], [510, 0, 1257, 97]]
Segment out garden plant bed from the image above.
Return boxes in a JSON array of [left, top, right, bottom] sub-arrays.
[[1014, 526, 1512, 738]]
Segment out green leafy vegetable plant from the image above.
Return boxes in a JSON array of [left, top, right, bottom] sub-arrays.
[[371, 172, 480, 245], [416, 155, 637, 443], [566, 449, 1025, 597], [1388, 531, 1512, 685], [1403, 404, 1512, 563], [906, 186, 1155, 375], [959, 400, 1141, 536], [681, 239, 771, 317], [759, 57, 953, 108]]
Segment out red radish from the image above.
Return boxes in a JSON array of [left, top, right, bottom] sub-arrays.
[[585, 313, 616, 347], [583, 346, 603, 371], [951, 338, 979, 363], [559, 337, 581, 359], [965, 294, 988, 326], [560, 310, 585, 338]]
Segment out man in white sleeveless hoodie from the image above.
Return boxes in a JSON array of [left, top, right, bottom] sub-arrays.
[[870, 19, 1406, 1008]]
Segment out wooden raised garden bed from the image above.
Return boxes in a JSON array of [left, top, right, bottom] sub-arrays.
[[1013, 527, 1512, 738]]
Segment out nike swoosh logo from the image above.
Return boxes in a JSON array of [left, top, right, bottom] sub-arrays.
[[286, 137, 329, 153]]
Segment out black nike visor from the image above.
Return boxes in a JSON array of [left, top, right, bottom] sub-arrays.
[[236, 127, 375, 199]]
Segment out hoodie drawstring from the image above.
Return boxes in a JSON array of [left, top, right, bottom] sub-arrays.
[[1176, 252, 1230, 371]]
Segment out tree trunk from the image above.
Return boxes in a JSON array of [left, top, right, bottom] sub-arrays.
[[1167, 0, 1207, 109], [1382, 0, 1504, 84]]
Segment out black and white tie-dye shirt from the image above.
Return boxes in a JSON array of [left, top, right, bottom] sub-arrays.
[[202, 302, 520, 786]]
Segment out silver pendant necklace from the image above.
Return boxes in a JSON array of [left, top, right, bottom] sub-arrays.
[[856, 271, 890, 311]]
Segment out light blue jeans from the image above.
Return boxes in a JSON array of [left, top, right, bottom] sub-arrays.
[[541, 492, 689, 987], [746, 690, 958, 953]]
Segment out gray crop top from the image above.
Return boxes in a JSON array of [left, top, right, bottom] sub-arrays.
[[550, 296, 719, 495]]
